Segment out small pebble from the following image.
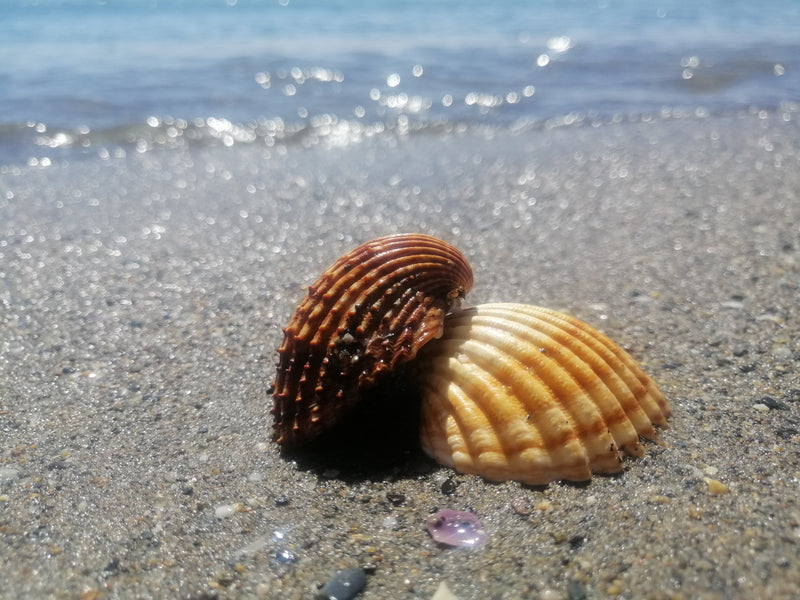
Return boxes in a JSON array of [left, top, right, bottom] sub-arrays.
[[720, 300, 744, 309], [431, 581, 460, 600], [606, 580, 623, 595], [215, 504, 237, 519], [381, 515, 398, 529], [510, 496, 532, 515], [441, 477, 457, 495], [569, 535, 586, 550], [760, 396, 786, 410], [386, 492, 405, 506], [705, 478, 729, 495], [426, 509, 486, 548], [648, 495, 671, 504], [318, 567, 367, 600], [567, 579, 587, 600]]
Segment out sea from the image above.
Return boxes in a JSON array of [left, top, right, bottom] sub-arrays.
[[1, 0, 799, 167]]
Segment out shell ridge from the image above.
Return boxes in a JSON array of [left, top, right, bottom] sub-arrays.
[[420, 317, 599, 483], [512, 309, 654, 454], [296, 251, 467, 392], [420, 373, 481, 475], [453, 330, 616, 478], [475, 305, 658, 450], [514, 305, 669, 432], [313, 253, 469, 343], [446, 312, 620, 440]]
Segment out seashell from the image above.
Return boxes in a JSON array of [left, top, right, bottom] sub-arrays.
[[415, 303, 670, 486], [272, 233, 473, 446]]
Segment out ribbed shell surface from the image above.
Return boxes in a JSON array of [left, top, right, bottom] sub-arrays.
[[273, 234, 474, 446], [416, 303, 670, 485]]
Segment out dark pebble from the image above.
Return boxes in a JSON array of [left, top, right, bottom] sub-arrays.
[[569, 535, 586, 550], [318, 567, 367, 600], [739, 364, 756, 373], [61, 366, 77, 375], [103, 558, 120, 573], [775, 427, 798, 440], [274, 496, 290, 507], [386, 492, 405, 506], [760, 396, 786, 410], [441, 477, 457, 495]]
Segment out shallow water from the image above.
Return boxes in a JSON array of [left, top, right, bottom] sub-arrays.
[[1, 0, 798, 166]]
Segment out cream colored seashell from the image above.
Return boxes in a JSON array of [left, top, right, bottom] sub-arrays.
[[416, 303, 670, 485]]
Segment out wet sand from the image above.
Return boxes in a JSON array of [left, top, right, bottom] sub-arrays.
[[1, 110, 799, 599]]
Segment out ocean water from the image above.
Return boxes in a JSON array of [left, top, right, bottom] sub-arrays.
[[1, 0, 798, 166]]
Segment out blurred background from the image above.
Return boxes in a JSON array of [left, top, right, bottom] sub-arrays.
[[1, 0, 798, 167]]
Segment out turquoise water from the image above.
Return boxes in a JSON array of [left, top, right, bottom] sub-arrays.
[[1, 0, 798, 165]]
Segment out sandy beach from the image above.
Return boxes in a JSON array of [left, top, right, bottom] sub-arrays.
[[2, 110, 799, 599]]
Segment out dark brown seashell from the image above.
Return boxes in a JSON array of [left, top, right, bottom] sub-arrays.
[[272, 233, 474, 447]]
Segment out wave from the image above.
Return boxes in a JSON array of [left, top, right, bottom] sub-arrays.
[[2, 101, 798, 168]]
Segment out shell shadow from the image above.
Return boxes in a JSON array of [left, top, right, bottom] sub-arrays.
[[280, 366, 436, 482]]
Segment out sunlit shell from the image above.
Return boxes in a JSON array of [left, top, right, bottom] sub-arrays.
[[272, 233, 474, 446], [416, 303, 670, 485]]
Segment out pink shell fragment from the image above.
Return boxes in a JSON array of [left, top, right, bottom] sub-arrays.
[[426, 509, 486, 547]]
